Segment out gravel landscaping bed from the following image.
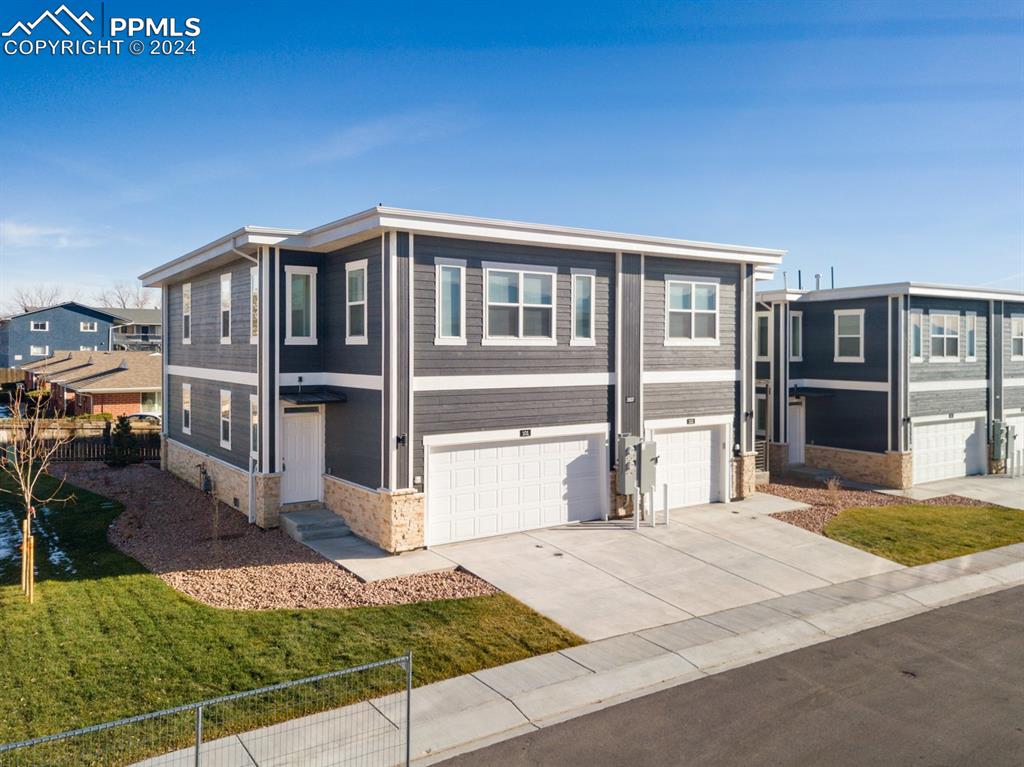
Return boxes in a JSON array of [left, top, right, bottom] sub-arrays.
[[51, 463, 497, 610], [762, 474, 993, 534]]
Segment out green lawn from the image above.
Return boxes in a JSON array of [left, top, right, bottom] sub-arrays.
[[0, 475, 580, 763], [824, 503, 1024, 566]]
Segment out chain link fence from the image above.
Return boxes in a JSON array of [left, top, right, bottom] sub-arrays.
[[0, 654, 412, 767]]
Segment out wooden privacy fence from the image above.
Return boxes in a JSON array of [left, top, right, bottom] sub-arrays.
[[0, 424, 161, 463]]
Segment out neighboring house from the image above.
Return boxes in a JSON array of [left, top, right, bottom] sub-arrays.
[[756, 282, 1024, 489], [21, 350, 162, 416], [140, 206, 784, 552], [0, 302, 163, 368]]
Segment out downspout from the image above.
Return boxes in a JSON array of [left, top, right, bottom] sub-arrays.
[[230, 240, 259, 524]]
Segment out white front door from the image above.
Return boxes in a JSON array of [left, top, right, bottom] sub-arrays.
[[912, 418, 986, 485], [281, 407, 322, 503], [788, 401, 805, 465], [427, 432, 608, 545], [650, 425, 725, 514]]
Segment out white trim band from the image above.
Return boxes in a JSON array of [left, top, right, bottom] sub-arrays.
[[910, 411, 988, 425], [413, 372, 614, 392], [278, 372, 383, 391], [790, 378, 889, 392], [908, 379, 989, 393], [423, 422, 610, 448], [167, 365, 258, 387], [1004, 378, 1024, 388], [642, 369, 739, 385], [644, 413, 734, 430]]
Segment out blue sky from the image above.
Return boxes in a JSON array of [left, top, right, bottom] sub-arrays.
[[0, 0, 1021, 307]]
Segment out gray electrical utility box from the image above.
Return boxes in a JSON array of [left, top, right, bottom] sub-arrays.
[[617, 434, 642, 495], [637, 440, 659, 494]]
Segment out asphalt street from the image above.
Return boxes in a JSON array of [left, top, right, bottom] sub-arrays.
[[440, 586, 1024, 767]]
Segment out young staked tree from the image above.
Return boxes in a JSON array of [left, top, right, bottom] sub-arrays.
[[0, 387, 74, 601]]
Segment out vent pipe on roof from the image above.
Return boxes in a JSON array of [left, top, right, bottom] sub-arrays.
[[830, 266, 835, 289], [782, 271, 788, 289], [814, 273, 822, 290], [797, 270, 802, 290]]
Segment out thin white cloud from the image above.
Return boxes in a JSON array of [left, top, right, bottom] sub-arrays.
[[0, 220, 97, 250]]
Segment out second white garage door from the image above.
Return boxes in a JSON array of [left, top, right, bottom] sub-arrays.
[[427, 433, 609, 545], [912, 418, 986, 485], [649, 425, 726, 514]]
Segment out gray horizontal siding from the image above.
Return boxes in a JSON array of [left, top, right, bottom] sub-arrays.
[[413, 385, 613, 481], [1003, 386, 1024, 412], [324, 390, 382, 489], [908, 297, 988, 381], [413, 236, 614, 376], [804, 390, 888, 453], [326, 237, 383, 376], [166, 374, 255, 470], [167, 259, 257, 373], [643, 382, 736, 421], [1005, 302, 1024, 378], [643, 257, 738, 371], [910, 389, 988, 418], [790, 296, 889, 382]]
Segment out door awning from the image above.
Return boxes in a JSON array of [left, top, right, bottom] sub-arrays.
[[790, 387, 837, 398], [279, 385, 348, 404]]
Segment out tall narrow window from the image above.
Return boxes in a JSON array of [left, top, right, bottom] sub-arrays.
[[834, 309, 865, 363], [929, 313, 959, 361], [910, 310, 923, 362], [435, 263, 465, 344], [181, 383, 191, 435], [755, 394, 767, 437], [572, 272, 595, 345], [285, 265, 317, 344], [346, 260, 368, 345], [219, 389, 231, 449], [182, 283, 192, 345], [789, 311, 802, 361], [965, 312, 977, 361], [665, 279, 718, 345], [250, 266, 259, 344], [1012, 316, 1024, 360], [220, 273, 232, 344], [484, 267, 556, 343], [249, 394, 259, 458], [755, 312, 770, 361]]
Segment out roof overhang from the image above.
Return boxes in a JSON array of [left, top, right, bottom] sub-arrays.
[[67, 385, 161, 393], [762, 282, 1023, 304], [280, 385, 348, 405], [141, 206, 787, 287]]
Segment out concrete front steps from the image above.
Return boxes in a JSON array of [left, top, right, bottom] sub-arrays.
[[280, 508, 353, 544]]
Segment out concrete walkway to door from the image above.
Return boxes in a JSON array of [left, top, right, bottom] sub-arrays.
[[435, 494, 902, 641]]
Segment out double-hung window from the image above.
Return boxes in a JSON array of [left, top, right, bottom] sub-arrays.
[[965, 312, 977, 361], [181, 383, 191, 435], [929, 313, 959, 361], [182, 283, 192, 344], [285, 265, 317, 345], [249, 394, 259, 459], [1012, 316, 1024, 360], [755, 312, 770, 361], [250, 266, 259, 344], [30, 321, 48, 332], [80, 321, 97, 332], [435, 261, 465, 344], [789, 311, 803, 361], [910, 310, 923, 362], [219, 389, 231, 449], [665, 278, 718, 345], [571, 270, 595, 345], [483, 264, 556, 344], [834, 309, 864, 362], [346, 260, 368, 345], [220, 273, 231, 344]]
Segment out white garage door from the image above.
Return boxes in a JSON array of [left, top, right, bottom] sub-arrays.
[[649, 425, 724, 513], [912, 418, 986, 485], [427, 433, 608, 545]]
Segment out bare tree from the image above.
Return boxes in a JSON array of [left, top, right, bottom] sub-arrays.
[[7, 285, 78, 314], [0, 388, 74, 602], [94, 281, 158, 309]]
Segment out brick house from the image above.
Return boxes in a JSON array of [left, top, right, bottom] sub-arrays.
[[21, 351, 162, 417]]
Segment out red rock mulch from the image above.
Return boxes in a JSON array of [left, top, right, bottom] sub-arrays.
[[762, 474, 994, 535], [52, 463, 497, 610]]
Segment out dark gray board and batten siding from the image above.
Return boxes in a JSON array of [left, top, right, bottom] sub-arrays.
[[167, 374, 255, 472], [619, 254, 642, 438], [790, 297, 889, 383]]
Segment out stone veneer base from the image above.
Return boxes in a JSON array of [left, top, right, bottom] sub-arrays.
[[323, 474, 425, 553], [732, 453, 756, 500], [804, 444, 913, 490]]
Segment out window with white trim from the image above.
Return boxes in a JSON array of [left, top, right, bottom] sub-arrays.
[[29, 345, 49, 356], [249, 394, 258, 458], [220, 273, 231, 344], [345, 259, 368, 345], [141, 391, 161, 413], [182, 383, 191, 435], [1010, 316, 1024, 360], [80, 321, 97, 332], [571, 272, 595, 345], [755, 393, 767, 437], [965, 312, 977, 361], [910, 310, 923, 362], [79, 345, 97, 351], [834, 309, 864, 363], [484, 266, 556, 344], [219, 389, 231, 449], [755, 312, 770, 361], [30, 321, 48, 332], [182, 282, 191, 345], [929, 312, 959, 361], [665, 279, 718, 345], [285, 265, 317, 345], [789, 311, 802, 361], [250, 266, 259, 344], [435, 263, 465, 344]]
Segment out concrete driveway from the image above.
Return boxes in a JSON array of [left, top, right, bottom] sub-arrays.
[[892, 475, 1024, 510], [435, 494, 901, 641]]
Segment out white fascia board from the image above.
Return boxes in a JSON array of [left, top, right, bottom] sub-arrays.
[[906, 284, 1024, 302], [278, 371, 383, 391], [167, 364, 258, 387], [790, 378, 889, 392], [68, 386, 161, 393], [908, 379, 989, 392], [757, 289, 807, 303], [789, 282, 1024, 304], [645, 413, 734, 430]]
